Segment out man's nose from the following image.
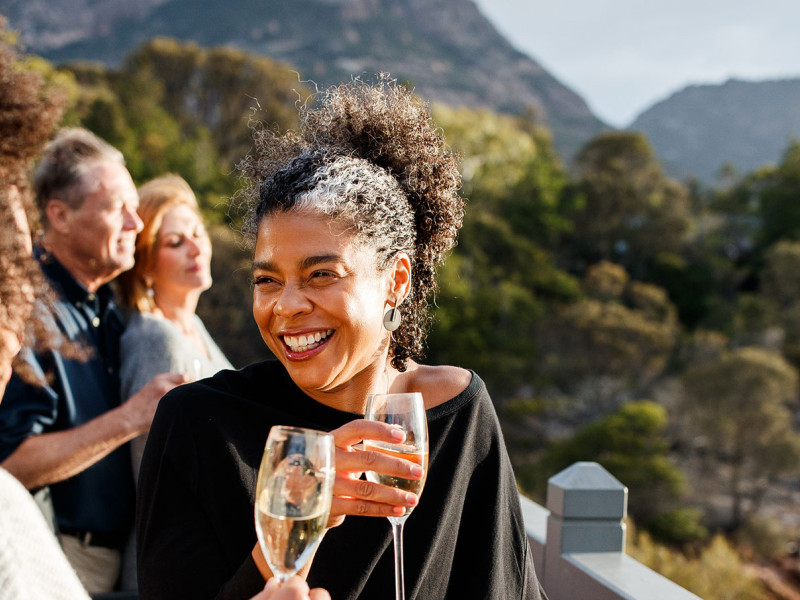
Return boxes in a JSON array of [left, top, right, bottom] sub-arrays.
[[123, 202, 143, 232]]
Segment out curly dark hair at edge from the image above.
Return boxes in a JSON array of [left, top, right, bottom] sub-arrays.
[[239, 79, 464, 371], [0, 17, 69, 382]]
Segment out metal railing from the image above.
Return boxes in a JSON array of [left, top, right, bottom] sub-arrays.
[[522, 461, 702, 600]]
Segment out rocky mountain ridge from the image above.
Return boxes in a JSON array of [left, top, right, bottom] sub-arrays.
[[630, 77, 800, 183], [0, 0, 607, 158]]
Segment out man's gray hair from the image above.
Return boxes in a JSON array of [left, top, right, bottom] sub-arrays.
[[34, 128, 124, 221]]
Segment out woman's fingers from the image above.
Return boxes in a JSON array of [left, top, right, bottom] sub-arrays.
[[334, 445, 424, 480], [258, 576, 331, 600], [331, 419, 405, 448], [334, 475, 419, 510], [330, 494, 409, 521], [326, 462, 419, 525], [322, 419, 427, 527], [331, 418, 423, 483]]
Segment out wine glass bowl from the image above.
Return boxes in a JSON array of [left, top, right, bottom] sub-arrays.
[[255, 426, 335, 582], [364, 392, 428, 599]]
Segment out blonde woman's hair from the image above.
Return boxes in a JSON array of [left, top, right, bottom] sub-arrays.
[[117, 174, 201, 312]]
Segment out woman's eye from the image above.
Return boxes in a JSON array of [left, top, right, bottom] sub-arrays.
[[308, 271, 338, 285], [311, 270, 336, 280], [252, 276, 277, 287]]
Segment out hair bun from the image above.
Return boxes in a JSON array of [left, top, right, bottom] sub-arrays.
[[302, 78, 464, 271]]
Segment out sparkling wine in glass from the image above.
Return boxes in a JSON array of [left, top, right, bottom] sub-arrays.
[[255, 426, 335, 582], [364, 392, 428, 600]]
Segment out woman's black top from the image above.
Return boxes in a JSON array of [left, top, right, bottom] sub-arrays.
[[136, 360, 547, 599]]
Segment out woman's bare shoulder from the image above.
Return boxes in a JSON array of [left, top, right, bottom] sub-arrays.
[[401, 363, 472, 409]]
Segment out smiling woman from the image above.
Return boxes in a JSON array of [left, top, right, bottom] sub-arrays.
[[136, 79, 549, 600]]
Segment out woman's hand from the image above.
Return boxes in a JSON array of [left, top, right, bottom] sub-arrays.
[[327, 419, 424, 528], [252, 576, 330, 600]]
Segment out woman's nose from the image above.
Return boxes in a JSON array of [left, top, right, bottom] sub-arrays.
[[186, 238, 201, 256], [274, 284, 313, 317]]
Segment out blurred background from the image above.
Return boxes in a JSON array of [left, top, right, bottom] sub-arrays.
[[3, 1, 800, 597]]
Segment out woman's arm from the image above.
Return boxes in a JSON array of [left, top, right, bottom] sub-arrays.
[[136, 397, 266, 600]]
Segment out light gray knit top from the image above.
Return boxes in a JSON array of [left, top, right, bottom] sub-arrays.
[[120, 311, 233, 478]]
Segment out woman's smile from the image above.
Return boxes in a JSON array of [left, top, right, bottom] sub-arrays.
[[282, 329, 334, 357]]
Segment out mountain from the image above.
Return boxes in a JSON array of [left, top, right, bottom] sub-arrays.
[[630, 78, 800, 183], [0, 0, 607, 159]]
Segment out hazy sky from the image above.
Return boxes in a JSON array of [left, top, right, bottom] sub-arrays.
[[472, 0, 800, 127]]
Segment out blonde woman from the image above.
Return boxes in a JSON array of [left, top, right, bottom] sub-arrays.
[[118, 174, 233, 477], [117, 174, 233, 590]]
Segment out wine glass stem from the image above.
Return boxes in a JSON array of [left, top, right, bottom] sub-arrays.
[[391, 519, 406, 600], [276, 572, 292, 584]]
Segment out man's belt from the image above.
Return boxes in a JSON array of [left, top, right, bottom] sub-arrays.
[[59, 526, 127, 549]]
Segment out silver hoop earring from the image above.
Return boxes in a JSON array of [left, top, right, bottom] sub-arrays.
[[383, 306, 402, 332]]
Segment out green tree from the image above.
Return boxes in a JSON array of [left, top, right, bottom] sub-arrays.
[[62, 38, 308, 222], [428, 106, 580, 396], [680, 346, 800, 528], [759, 240, 800, 363], [757, 140, 800, 248], [123, 38, 307, 167], [429, 212, 580, 397], [532, 401, 701, 542], [564, 132, 691, 279], [535, 262, 679, 418], [65, 60, 215, 199], [432, 105, 570, 247], [629, 530, 762, 600]]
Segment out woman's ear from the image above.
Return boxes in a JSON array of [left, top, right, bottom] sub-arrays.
[[388, 253, 412, 303]]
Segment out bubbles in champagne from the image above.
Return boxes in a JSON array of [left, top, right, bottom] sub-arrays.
[[256, 461, 330, 577]]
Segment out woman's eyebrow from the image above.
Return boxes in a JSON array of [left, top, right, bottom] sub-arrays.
[[299, 254, 344, 270], [252, 254, 344, 273], [252, 260, 275, 273]]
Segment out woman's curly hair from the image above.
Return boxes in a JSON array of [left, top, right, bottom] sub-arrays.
[[0, 17, 68, 381], [239, 79, 463, 370]]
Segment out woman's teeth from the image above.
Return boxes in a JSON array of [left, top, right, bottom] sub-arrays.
[[283, 329, 333, 353]]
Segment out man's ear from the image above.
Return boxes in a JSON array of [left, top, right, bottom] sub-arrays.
[[389, 253, 412, 303], [44, 199, 72, 235]]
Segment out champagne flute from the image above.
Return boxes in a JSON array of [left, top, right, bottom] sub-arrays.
[[255, 426, 335, 583], [364, 392, 428, 600]]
